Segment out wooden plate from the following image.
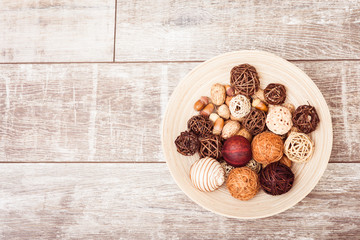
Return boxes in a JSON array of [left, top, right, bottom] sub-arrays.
[[161, 50, 333, 219]]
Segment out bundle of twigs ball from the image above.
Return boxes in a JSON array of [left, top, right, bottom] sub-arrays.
[[251, 132, 284, 165], [260, 162, 294, 195], [174, 131, 200, 156], [230, 64, 260, 97], [284, 132, 314, 163], [187, 115, 213, 137], [264, 83, 286, 105], [226, 167, 260, 201], [242, 108, 267, 135], [199, 134, 222, 159], [292, 105, 320, 134]]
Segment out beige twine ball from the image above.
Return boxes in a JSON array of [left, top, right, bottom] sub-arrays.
[[284, 132, 315, 163], [229, 95, 251, 119]]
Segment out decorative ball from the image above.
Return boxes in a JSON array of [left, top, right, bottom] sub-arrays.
[[174, 131, 200, 156], [266, 106, 293, 135], [243, 108, 267, 136], [187, 115, 213, 137], [226, 167, 260, 201], [220, 160, 235, 178], [199, 134, 222, 159], [229, 95, 251, 119], [264, 83, 286, 105], [292, 105, 320, 134], [284, 132, 314, 163], [246, 159, 262, 173], [230, 64, 260, 97], [260, 162, 294, 195], [222, 135, 252, 167], [190, 157, 225, 192], [252, 132, 284, 165]]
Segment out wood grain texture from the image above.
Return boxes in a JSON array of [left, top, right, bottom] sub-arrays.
[[0, 163, 358, 239], [115, 0, 360, 61], [0, 0, 115, 62], [0, 61, 359, 163]]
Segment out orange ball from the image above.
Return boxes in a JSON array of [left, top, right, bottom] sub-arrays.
[[251, 132, 284, 165]]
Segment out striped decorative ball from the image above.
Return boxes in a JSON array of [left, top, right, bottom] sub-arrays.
[[190, 157, 225, 192]]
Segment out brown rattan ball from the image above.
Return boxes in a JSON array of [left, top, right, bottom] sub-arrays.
[[242, 108, 267, 135], [251, 132, 284, 165], [292, 105, 320, 134], [199, 134, 222, 159], [264, 83, 286, 105], [260, 162, 294, 195], [174, 131, 200, 156], [230, 64, 260, 97], [187, 115, 213, 137], [226, 167, 260, 201]]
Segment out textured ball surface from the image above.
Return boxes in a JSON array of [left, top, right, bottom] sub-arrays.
[[190, 157, 225, 192], [222, 135, 252, 167], [226, 167, 260, 201], [260, 162, 294, 195], [292, 105, 320, 134], [251, 132, 284, 165], [174, 131, 200, 156], [266, 106, 293, 135], [230, 64, 260, 97]]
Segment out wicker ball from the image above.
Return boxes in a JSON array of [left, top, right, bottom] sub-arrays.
[[284, 132, 314, 163], [220, 160, 235, 178], [229, 95, 251, 119], [264, 83, 286, 105], [292, 105, 320, 134], [266, 106, 293, 135], [245, 159, 262, 173], [187, 115, 213, 137], [226, 167, 260, 201], [251, 132, 284, 165], [230, 64, 260, 97], [199, 134, 222, 159], [190, 157, 225, 192], [174, 131, 200, 156], [260, 162, 294, 195], [243, 108, 267, 136]]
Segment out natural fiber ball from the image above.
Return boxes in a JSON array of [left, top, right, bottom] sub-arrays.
[[243, 109, 267, 136], [266, 106, 293, 135], [292, 105, 320, 134], [264, 83, 286, 105], [284, 132, 314, 163], [226, 167, 260, 201], [220, 160, 235, 178], [246, 159, 262, 173], [229, 95, 251, 119], [230, 64, 260, 97], [190, 157, 225, 192], [252, 132, 284, 165], [187, 115, 213, 137], [174, 131, 200, 156], [199, 134, 222, 159], [260, 162, 294, 195]]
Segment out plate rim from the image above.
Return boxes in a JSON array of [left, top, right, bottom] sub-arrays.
[[161, 50, 333, 219]]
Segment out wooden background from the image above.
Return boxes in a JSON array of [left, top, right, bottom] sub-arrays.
[[0, 0, 359, 239]]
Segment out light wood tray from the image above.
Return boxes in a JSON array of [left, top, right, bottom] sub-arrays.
[[161, 50, 333, 219]]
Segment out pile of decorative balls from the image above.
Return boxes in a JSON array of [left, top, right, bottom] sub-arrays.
[[175, 63, 320, 200]]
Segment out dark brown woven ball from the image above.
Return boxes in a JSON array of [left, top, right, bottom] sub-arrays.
[[230, 64, 260, 97], [187, 115, 213, 137], [242, 108, 267, 135], [174, 131, 200, 156], [199, 134, 222, 159], [292, 105, 320, 134], [260, 162, 294, 195], [264, 83, 287, 105]]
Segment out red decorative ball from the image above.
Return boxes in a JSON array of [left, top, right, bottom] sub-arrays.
[[222, 136, 252, 167]]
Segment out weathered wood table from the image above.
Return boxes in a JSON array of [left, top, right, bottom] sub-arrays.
[[0, 1, 359, 239]]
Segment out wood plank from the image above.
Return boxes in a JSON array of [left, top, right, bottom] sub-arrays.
[[0, 1, 114, 62], [115, 0, 360, 61], [0, 61, 358, 162], [0, 163, 358, 239]]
